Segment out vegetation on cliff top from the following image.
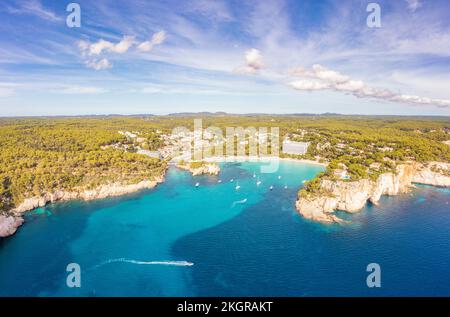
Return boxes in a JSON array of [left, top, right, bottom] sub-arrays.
[[0, 118, 166, 213], [291, 117, 450, 198]]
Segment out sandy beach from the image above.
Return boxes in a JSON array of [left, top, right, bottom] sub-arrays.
[[202, 155, 327, 167]]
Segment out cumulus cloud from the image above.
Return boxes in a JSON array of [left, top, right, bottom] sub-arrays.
[[234, 48, 264, 74], [137, 31, 166, 52], [78, 32, 166, 70], [111, 36, 135, 54], [288, 64, 450, 108], [85, 39, 113, 55], [79, 36, 135, 56], [245, 49, 263, 70], [78, 36, 134, 71]]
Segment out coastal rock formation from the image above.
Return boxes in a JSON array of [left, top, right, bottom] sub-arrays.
[[0, 176, 165, 238], [412, 162, 450, 187], [0, 215, 24, 237], [178, 162, 221, 176], [296, 162, 450, 223]]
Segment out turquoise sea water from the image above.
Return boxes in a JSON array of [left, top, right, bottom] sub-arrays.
[[0, 161, 449, 296]]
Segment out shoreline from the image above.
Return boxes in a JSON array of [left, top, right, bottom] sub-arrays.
[[1, 158, 323, 238], [296, 161, 450, 224], [201, 156, 327, 167], [0, 174, 166, 238]]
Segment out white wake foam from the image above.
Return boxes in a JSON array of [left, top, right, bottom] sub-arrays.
[[231, 198, 248, 208], [95, 258, 194, 268]]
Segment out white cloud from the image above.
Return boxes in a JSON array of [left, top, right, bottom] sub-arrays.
[[291, 65, 350, 84], [137, 31, 166, 52], [289, 80, 329, 91], [78, 33, 166, 70], [87, 39, 114, 56], [405, 0, 422, 12], [111, 36, 135, 54], [245, 48, 263, 70], [78, 36, 137, 70], [86, 58, 112, 70], [80, 36, 135, 56], [288, 64, 450, 108], [234, 48, 264, 74], [5, 0, 61, 22]]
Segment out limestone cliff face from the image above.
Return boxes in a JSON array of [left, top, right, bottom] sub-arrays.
[[178, 163, 220, 176], [296, 162, 449, 223], [0, 215, 24, 237], [0, 175, 165, 238], [412, 162, 450, 187]]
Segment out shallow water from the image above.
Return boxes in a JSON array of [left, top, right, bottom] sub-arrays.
[[0, 162, 449, 296]]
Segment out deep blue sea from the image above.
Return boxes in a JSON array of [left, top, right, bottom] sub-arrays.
[[1, 161, 449, 296]]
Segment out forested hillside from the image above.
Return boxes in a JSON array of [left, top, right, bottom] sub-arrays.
[[0, 118, 166, 212]]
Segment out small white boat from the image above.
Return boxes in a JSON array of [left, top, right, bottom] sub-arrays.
[[269, 185, 274, 191], [218, 179, 222, 183], [195, 182, 200, 187], [253, 173, 256, 178], [256, 177, 261, 186], [278, 175, 282, 179], [284, 185, 288, 189], [230, 179, 234, 182]]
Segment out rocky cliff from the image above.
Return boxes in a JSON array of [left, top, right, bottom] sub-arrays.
[[296, 162, 450, 223], [0, 215, 24, 238], [0, 175, 165, 238], [412, 162, 450, 187]]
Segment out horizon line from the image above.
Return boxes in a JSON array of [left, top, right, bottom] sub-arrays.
[[1, 112, 450, 119]]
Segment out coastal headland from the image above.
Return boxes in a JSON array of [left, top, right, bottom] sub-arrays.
[[296, 162, 450, 223]]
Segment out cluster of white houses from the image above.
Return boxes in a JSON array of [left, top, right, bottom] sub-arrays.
[[115, 129, 311, 160]]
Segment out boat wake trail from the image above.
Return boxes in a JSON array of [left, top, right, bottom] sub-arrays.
[[231, 198, 247, 208], [94, 258, 194, 269]]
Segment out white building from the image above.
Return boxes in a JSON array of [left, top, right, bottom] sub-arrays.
[[282, 140, 310, 155]]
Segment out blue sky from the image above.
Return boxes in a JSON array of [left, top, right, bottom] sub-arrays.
[[0, 0, 449, 116]]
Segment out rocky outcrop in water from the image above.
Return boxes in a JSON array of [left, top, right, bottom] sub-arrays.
[[296, 162, 450, 223], [0, 176, 165, 238], [0, 215, 24, 237], [178, 162, 220, 176]]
